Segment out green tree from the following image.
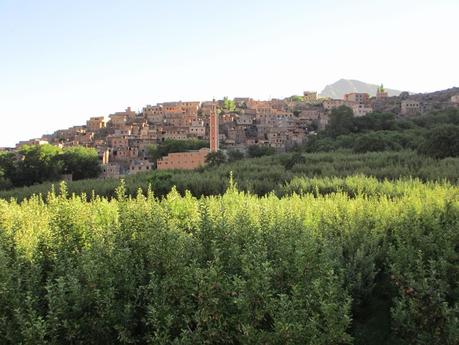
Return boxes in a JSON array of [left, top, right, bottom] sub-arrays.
[[0, 152, 17, 185], [205, 151, 227, 167], [60, 146, 102, 180], [354, 112, 397, 132], [227, 150, 245, 162], [353, 133, 401, 153], [223, 97, 236, 112], [0, 168, 12, 190], [149, 170, 174, 195], [146, 144, 160, 162], [283, 152, 306, 170], [247, 145, 275, 158], [14, 144, 63, 186], [326, 106, 356, 138], [418, 124, 459, 158], [290, 95, 304, 102]]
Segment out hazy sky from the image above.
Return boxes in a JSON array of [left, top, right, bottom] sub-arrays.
[[1, 0, 458, 147]]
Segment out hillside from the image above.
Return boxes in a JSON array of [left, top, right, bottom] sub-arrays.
[[409, 86, 459, 102], [321, 79, 403, 99]]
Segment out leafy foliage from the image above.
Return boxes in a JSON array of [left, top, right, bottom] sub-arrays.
[[247, 145, 275, 158], [226, 149, 245, 162], [307, 108, 459, 158], [325, 106, 356, 137], [353, 133, 402, 153], [205, 151, 226, 167], [222, 97, 236, 112], [0, 145, 101, 188], [14, 144, 63, 186], [283, 152, 306, 170], [417, 124, 459, 159], [289, 95, 304, 102], [0, 177, 457, 344], [2, 150, 459, 201], [59, 146, 102, 180]]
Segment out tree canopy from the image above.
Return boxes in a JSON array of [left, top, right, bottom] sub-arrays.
[[13, 144, 63, 186], [418, 124, 459, 159], [325, 106, 356, 137], [222, 97, 236, 112], [60, 146, 101, 180], [205, 151, 227, 167], [0, 144, 102, 189], [304, 108, 459, 157]]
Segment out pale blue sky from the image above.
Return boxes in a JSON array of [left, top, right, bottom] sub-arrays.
[[1, 0, 458, 147]]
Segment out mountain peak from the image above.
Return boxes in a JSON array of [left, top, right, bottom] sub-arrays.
[[320, 79, 402, 99]]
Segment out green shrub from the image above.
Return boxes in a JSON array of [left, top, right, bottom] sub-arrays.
[[0, 177, 457, 344]]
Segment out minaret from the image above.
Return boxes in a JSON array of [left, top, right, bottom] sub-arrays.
[[209, 100, 219, 152], [376, 84, 388, 99]]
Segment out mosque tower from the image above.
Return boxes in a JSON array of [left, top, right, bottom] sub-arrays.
[[376, 84, 388, 99], [209, 100, 219, 152]]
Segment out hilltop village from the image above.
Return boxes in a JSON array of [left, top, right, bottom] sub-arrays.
[[9, 87, 459, 179]]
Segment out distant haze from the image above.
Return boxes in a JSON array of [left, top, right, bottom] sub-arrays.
[[320, 79, 403, 99]]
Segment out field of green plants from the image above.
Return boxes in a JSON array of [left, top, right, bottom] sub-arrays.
[[0, 176, 457, 344], [2, 150, 459, 201]]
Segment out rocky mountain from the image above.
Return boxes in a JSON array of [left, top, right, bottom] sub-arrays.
[[320, 79, 403, 99]]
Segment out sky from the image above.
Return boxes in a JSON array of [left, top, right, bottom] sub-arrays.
[[1, 0, 458, 147]]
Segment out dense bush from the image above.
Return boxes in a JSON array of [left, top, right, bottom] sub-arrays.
[[0, 177, 457, 344]]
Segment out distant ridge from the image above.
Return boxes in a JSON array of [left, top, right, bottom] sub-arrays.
[[320, 79, 403, 99]]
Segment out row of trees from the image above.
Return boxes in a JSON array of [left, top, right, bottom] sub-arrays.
[[3, 150, 459, 202], [306, 106, 459, 158], [0, 145, 101, 189]]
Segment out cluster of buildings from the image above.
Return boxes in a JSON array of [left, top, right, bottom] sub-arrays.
[[7, 88, 459, 178]]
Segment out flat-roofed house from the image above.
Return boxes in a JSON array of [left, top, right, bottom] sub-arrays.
[[344, 93, 370, 104], [86, 117, 106, 132], [128, 160, 153, 175], [401, 100, 421, 116], [156, 148, 210, 170], [303, 91, 318, 103]]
